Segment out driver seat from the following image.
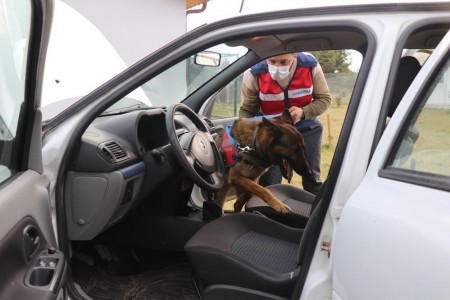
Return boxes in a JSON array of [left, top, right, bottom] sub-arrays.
[[244, 184, 316, 228], [185, 188, 323, 299]]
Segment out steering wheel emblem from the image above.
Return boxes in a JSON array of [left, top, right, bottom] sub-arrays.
[[200, 140, 206, 149]]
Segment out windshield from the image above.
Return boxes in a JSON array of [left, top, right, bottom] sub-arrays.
[[0, 0, 31, 138], [100, 44, 248, 116], [0, 0, 32, 182]]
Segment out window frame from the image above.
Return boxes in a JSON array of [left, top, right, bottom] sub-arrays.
[[379, 50, 450, 192], [0, 0, 39, 184]]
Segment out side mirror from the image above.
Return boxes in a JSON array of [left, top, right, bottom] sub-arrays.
[[194, 51, 221, 67]]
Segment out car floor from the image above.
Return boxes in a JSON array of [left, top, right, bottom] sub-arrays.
[[71, 241, 199, 299]]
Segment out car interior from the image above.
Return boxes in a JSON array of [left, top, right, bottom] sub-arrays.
[[59, 21, 449, 299]]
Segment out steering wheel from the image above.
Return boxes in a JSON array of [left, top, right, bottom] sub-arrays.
[[166, 103, 225, 192]]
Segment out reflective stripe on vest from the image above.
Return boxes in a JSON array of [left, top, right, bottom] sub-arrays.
[[257, 67, 313, 115]]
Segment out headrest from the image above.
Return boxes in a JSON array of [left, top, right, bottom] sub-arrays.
[[389, 56, 422, 117]]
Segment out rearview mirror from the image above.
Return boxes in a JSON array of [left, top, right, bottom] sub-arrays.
[[194, 51, 221, 67]]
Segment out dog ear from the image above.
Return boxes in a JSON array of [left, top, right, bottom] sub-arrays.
[[262, 117, 281, 137], [281, 109, 294, 125]]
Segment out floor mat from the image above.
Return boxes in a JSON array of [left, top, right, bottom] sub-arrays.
[[72, 259, 199, 300]]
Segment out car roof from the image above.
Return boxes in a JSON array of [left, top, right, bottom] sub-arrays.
[[188, 0, 450, 29], [217, 3, 450, 59]]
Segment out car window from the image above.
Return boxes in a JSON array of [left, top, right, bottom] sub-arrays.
[[0, 0, 32, 183], [210, 73, 244, 118], [210, 49, 362, 119], [211, 49, 362, 185], [101, 43, 248, 116], [389, 55, 450, 177]]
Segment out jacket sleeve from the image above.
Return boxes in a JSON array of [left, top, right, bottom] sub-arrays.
[[239, 69, 261, 118], [302, 62, 332, 120]]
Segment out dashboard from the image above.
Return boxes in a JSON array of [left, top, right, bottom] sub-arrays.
[[64, 107, 208, 240]]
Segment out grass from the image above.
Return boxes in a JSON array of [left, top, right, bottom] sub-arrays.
[[282, 102, 348, 188], [211, 72, 356, 190], [213, 101, 349, 195], [220, 102, 348, 210], [396, 107, 450, 176], [217, 94, 450, 208]]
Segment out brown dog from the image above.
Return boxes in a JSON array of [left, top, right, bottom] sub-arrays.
[[215, 109, 311, 213]]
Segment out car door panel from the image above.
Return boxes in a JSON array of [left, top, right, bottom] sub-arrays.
[[333, 30, 450, 299], [0, 171, 65, 300], [333, 179, 450, 299], [0, 0, 64, 298]]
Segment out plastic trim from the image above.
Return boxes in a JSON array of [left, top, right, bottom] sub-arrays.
[[119, 162, 145, 179]]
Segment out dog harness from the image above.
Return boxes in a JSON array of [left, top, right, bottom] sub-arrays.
[[221, 123, 240, 168], [221, 113, 282, 168]]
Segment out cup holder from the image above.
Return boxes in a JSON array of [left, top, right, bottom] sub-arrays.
[[29, 268, 55, 286]]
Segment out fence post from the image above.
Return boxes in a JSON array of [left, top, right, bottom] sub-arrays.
[[327, 114, 332, 147]]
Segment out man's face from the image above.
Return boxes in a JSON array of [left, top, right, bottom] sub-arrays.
[[267, 54, 296, 67]]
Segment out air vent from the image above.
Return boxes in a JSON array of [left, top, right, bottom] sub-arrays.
[[98, 141, 129, 163]]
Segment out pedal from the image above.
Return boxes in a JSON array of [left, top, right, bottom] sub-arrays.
[[75, 252, 95, 266], [94, 244, 113, 262]]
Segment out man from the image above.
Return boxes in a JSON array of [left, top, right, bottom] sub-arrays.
[[239, 52, 331, 194]]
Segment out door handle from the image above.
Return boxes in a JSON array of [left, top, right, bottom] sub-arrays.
[[24, 225, 40, 259]]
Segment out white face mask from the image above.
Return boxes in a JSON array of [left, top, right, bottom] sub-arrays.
[[268, 63, 291, 81]]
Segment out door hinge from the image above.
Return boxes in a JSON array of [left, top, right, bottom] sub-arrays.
[[321, 237, 332, 258], [332, 202, 345, 219]]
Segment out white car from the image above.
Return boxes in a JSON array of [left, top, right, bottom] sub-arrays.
[[1, 1, 450, 299]]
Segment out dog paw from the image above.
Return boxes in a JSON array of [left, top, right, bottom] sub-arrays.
[[273, 203, 292, 214]]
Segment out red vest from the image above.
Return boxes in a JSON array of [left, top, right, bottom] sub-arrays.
[[257, 67, 313, 115]]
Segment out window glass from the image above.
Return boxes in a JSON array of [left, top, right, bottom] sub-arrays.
[[0, 0, 32, 183], [210, 73, 244, 118], [389, 56, 450, 177], [101, 44, 248, 116], [210, 50, 362, 120], [211, 49, 362, 183]]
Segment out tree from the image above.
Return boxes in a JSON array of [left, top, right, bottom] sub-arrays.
[[310, 50, 352, 74]]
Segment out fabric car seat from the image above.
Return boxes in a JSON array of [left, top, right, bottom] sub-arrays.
[[245, 184, 315, 229], [185, 203, 321, 299], [185, 185, 325, 299]]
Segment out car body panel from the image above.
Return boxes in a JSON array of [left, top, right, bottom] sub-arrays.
[[332, 30, 450, 299]]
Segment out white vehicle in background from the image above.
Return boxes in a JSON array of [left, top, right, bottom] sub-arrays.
[[1, 0, 450, 299]]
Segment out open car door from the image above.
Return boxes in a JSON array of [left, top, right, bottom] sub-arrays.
[[0, 0, 66, 299], [333, 30, 450, 299]]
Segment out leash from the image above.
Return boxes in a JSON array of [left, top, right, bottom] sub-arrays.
[[248, 113, 282, 121]]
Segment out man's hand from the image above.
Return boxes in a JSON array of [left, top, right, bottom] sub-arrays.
[[288, 106, 304, 123]]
